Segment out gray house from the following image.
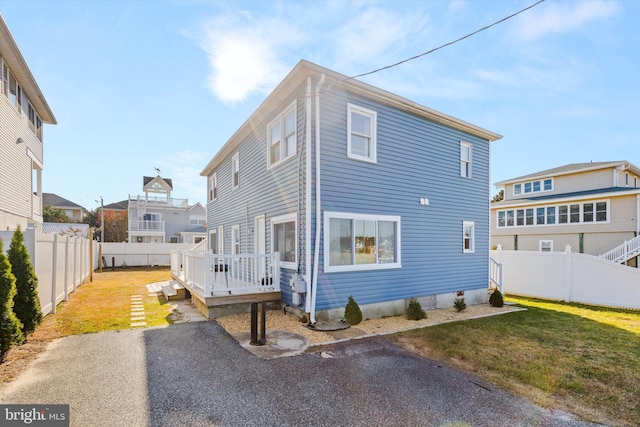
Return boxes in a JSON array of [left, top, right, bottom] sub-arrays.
[[128, 175, 206, 244], [200, 60, 501, 321]]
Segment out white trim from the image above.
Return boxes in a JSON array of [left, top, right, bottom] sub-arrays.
[[209, 229, 218, 253], [218, 225, 224, 254], [463, 221, 475, 253], [323, 211, 401, 273], [231, 224, 241, 255], [209, 173, 217, 201], [347, 103, 377, 164], [267, 101, 297, 169], [271, 213, 297, 270]]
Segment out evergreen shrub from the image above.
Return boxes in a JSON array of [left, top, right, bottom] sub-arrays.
[[8, 227, 42, 334], [344, 295, 362, 325], [406, 298, 427, 321], [0, 238, 24, 360]]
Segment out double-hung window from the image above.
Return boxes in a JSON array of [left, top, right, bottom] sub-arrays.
[[210, 229, 218, 253], [460, 142, 472, 178], [347, 103, 377, 163], [209, 173, 217, 201], [463, 221, 475, 253], [324, 212, 400, 272], [232, 153, 239, 189], [267, 102, 296, 167], [272, 213, 297, 269]]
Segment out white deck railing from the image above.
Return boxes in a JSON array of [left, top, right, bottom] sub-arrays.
[[129, 219, 165, 232], [172, 251, 280, 297], [600, 235, 640, 263]]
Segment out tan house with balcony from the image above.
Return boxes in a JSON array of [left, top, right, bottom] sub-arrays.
[[490, 161, 640, 267], [0, 14, 56, 231]]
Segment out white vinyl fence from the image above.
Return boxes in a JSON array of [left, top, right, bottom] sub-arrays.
[[99, 242, 195, 268], [492, 246, 640, 310], [0, 229, 92, 316]]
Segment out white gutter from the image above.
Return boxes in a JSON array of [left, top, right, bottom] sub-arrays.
[[310, 73, 325, 324], [304, 77, 312, 316]]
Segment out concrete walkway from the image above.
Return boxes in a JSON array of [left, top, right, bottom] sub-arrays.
[[0, 321, 603, 427]]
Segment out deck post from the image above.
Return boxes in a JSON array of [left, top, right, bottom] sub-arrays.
[[250, 302, 267, 346]]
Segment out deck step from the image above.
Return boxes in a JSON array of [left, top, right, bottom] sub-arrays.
[[162, 281, 186, 301]]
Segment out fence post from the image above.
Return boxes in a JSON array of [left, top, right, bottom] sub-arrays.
[[563, 245, 572, 302], [51, 234, 58, 314], [63, 236, 70, 301]]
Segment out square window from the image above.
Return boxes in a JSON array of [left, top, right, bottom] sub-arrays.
[[533, 181, 540, 192], [544, 179, 553, 191], [539, 240, 553, 252], [524, 182, 532, 193], [347, 104, 377, 163], [325, 212, 400, 272], [514, 184, 522, 195]]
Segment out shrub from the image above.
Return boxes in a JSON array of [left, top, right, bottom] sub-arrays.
[[489, 289, 504, 308], [8, 227, 42, 334], [344, 295, 362, 325], [454, 297, 467, 312], [0, 238, 24, 360], [406, 298, 426, 321]]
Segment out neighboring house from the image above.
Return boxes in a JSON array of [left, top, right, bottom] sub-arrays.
[[42, 192, 88, 222], [0, 15, 56, 231], [200, 60, 501, 321], [491, 161, 640, 266], [127, 175, 206, 244]]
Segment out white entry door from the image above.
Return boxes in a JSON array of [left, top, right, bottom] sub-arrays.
[[254, 215, 266, 281]]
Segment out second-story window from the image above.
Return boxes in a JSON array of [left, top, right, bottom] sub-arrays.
[[460, 142, 472, 178], [347, 103, 377, 163], [209, 173, 217, 201], [267, 102, 296, 167], [232, 153, 239, 189]]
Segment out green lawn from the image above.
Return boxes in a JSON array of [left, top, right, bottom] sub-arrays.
[[391, 296, 640, 427]]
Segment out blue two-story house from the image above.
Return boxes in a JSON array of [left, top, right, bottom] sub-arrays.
[[193, 60, 501, 322]]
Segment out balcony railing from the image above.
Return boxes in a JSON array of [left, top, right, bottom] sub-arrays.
[[171, 251, 280, 297], [129, 219, 165, 232], [129, 195, 189, 208]]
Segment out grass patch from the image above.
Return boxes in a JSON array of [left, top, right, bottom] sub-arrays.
[[36, 267, 174, 338], [390, 296, 640, 427]]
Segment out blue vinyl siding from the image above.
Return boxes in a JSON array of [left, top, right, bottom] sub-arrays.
[[206, 94, 305, 303], [314, 90, 490, 311]]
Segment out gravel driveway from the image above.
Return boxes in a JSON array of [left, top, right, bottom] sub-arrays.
[[0, 321, 602, 427]]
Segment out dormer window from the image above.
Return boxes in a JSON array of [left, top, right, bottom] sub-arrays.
[[513, 178, 553, 196]]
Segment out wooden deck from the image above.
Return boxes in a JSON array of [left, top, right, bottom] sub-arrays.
[[172, 273, 281, 319]]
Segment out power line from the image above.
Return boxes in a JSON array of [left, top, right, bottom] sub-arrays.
[[341, 0, 546, 83]]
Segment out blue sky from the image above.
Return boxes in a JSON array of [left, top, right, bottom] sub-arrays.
[[1, 0, 638, 211]]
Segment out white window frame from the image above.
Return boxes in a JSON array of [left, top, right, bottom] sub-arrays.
[[324, 211, 401, 273], [271, 213, 297, 270], [463, 221, 475, 253], [347, 103, 377, 164], [231, 224, 241, 255], [460, 142, 472, 178], [496, 199, 610, 228], [539, 240, 553, 252], [267, 102, 297, 168], [232, 153, 239, 189], [209, 173, 217, 201], [209, 229, 218, 253]]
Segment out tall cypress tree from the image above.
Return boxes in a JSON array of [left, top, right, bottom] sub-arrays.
[[8, 227, 42, 334], [0, 238, 24, 360]]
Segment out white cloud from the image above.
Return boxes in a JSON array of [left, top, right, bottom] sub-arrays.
[[511, 0, 620, 41], [198, 13, 301, 103]]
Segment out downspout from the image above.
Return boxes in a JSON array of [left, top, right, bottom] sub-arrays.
[[304, 77, 313, 317], [310, 73, 326, 324]]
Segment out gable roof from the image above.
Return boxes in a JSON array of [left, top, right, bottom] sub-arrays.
[[200, 59, 502, 177], [42, 193, 84, 209], [0, 15, 56, 124], [494, 161, 640, 187], [143, 175, 173, 190]]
